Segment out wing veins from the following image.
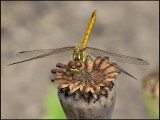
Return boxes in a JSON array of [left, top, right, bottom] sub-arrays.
[[87, 49, 137, 79], [8, 46, 75, 65], [87, 47, 149, 65], [16, 46, 75, 58]]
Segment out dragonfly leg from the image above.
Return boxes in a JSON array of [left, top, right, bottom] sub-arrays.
[[86, 55, 93, 61], [82, 69, 96, 82], [80, 71, 85, 81], [71, 73, 74, 79], [62, 69, 69, 76]]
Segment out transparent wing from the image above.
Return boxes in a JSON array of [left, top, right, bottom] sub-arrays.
[[110, 62, 137, 79], [8, 46, 75, 66], [87, 49, 137, 79], [16, 46, 75, 58], [86, 47, 149, 65], [16, 49, 57, 58]]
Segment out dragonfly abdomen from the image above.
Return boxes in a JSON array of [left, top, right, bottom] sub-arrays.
[[81, 10, 96, 47]]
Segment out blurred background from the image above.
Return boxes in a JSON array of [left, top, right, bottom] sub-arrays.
[[1, 1, 159, 119]]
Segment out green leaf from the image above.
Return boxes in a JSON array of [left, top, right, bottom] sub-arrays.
[[41, 85, 66, 119], [142, 90, 159, 119]]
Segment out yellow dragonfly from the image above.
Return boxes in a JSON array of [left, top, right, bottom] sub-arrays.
[[8, 10, 149, 79]]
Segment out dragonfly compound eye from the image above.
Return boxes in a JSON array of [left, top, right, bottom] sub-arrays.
[[74, 61, 82, 68], [68, 61, 75, 68]]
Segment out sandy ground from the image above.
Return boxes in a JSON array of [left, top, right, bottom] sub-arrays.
[[1, 1, 159, 119]]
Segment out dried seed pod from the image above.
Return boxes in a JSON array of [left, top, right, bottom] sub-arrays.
[[58, 85, 116, 119], [51, 56, 121, 119], [100, 88, 107, 95], [72, 89, 80, 100], [84, 59, 94, 72]]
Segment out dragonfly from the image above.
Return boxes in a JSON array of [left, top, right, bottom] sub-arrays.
[[8, 10, 149, 79]]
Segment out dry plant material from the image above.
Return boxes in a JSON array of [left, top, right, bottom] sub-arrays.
[[51, 56, 121, 102]]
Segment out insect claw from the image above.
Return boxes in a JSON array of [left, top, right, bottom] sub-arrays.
[[71, 73, 74, 79], [62, 69, 69, 76], [86, 55, 93, 61]]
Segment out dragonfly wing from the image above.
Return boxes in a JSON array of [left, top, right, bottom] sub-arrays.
[[86, 47, 149, 65], [87, 49, 137, 79], [16, 49, 55, 58], [110, 62, 137, 79], [16, 46, 75, 58], [8, 46, 75, 66]]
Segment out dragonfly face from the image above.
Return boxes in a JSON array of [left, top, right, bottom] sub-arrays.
[[68, 60, 83, 73]]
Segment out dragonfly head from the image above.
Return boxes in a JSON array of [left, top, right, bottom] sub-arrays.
[[68, 61, 83, 72]]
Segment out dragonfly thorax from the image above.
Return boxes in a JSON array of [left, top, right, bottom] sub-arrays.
[[73, 46, 87, 63]]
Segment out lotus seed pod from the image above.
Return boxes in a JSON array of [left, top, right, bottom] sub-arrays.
[[58, 85, 116, 119], [51, 56, 121, 119]]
